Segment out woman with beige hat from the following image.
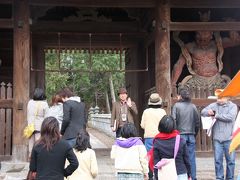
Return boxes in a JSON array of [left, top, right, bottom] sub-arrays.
[[140, 93, 166, 179]]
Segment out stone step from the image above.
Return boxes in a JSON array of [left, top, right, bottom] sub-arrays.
[[0, 161, 29, 180]]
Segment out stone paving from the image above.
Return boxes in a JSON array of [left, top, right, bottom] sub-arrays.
[[1, 128, 240, 180], [89, 127, 240, 180]]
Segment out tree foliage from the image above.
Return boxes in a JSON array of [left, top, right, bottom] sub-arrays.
[[45, 51, 125, 109]]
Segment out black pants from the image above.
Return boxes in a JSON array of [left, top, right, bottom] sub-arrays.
[[116, 127, 122, 138]]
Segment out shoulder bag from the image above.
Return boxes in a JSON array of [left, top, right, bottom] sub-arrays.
[[154, 135, 180, 180]]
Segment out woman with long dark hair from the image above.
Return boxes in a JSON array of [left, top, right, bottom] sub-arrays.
[[29, 117, 78, 180]]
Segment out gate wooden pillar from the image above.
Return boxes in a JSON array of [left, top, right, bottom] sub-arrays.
[[155, 0, 171, 113], [13, 0, 30, 161], [30, 45, 45, 97]]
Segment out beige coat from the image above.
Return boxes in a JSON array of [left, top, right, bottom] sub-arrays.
[[67, 148, 98, 180], [141, 108, 166, 138], [27, 99, 49, 131]]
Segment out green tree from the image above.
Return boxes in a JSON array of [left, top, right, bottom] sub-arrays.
[[45, 51, 125, 110]]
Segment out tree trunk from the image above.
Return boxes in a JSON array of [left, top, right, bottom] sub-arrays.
[[109, 73, 116, 103], [105, 90, 111, 113]]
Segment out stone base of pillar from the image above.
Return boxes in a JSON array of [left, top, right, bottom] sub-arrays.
[[12, 145, 28, 162]]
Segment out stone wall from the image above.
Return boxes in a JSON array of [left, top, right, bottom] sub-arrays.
[[88, 113, 115, 138]]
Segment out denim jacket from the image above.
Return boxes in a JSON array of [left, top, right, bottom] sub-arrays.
[[201, 101, 238, 142]]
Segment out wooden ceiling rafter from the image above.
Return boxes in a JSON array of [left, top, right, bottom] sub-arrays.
[[31, 21, 142, 33]]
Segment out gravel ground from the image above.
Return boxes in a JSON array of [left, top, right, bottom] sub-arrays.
[[88, 127, 240, 180]]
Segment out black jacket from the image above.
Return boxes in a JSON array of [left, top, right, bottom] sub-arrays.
[[61, 99, 86, 139], [30, 139, 79, 180], [153, 137, 191, 179], [172, 101, 200, 135]]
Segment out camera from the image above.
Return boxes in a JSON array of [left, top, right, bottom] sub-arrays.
[[212, 110, 216, 116]]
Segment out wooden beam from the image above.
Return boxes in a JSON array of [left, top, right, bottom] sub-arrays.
[[29, 0, 155, 7], [170, 0, 240, 8], [0, 0, 12, 4], [0, 99, 13, 108], [170, 22, 240, 31], [43, 44, 134, 50], [31, 21, 142, 33], [0, 19, 13, 29], [5, 0, 240, 8], [32, 33, 144, 47]]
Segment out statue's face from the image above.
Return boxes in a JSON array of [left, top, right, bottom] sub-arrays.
[[196, 31, 213, 47]]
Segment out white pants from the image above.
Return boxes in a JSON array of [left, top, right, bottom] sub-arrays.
[[28, 132, 40, 156]]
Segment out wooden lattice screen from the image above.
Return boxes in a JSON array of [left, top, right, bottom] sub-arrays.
[[0, 82, 13, 157]]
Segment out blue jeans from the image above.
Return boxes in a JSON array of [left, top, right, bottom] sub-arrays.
[[178, 173, 188, 180], [213, 140, 235, 180], [181, 134, 196, 180], [66, 138, 76, 148], [144, 138, 154, 179], [237, 171, 240, 180], [117, 173, 144, 180], [144, 138, 153, 152]]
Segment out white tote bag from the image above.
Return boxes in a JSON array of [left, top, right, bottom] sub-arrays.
[[155, 135, 180, 180], [157, 158, 177, 180]]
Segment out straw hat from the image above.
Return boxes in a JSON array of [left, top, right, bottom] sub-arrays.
[[148, 93, 162, 105]]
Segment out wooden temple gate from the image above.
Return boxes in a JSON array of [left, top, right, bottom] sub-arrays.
[[0, 83, 12, 159], [1, 0, 240, 160]]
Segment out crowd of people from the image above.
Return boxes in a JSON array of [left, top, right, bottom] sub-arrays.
[[27, 87, 97, 180], [110, 87, 238, 180], [26, 86, 239, 180]]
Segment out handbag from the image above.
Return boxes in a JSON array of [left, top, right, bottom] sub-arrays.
[[23, 123, 35, 138], [23, 102, 41, 138], [154, 135, 180, 180]]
